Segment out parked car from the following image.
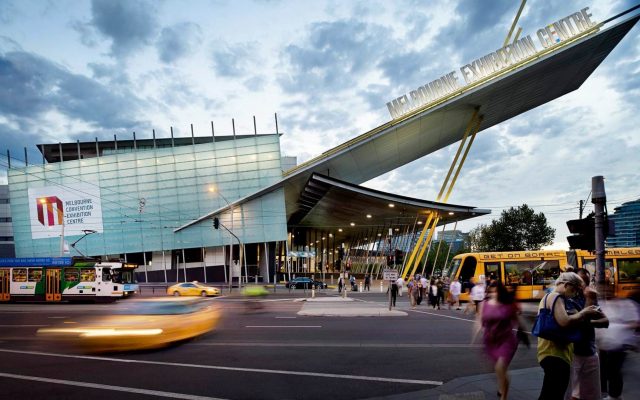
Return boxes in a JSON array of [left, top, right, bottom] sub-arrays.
[[286, 277, 327, 289], [167, 281, 221, 297]]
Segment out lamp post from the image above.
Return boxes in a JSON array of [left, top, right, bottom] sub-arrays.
[[209, 187, 245, 291]]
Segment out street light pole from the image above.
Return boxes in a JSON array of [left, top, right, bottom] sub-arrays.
[[210, 187, 244, 291]]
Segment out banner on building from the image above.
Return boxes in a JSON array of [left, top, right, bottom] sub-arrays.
[[28, 184, 104, 239]]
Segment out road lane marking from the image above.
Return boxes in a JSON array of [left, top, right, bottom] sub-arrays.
[[245, 325, 321, 328], [0, 325, 48, 327], [408, 309, 475, 322], [0, 349, 442, 386], [275, 316, 296, 319], [0, 372, 226, 400], [409, 309, 534, 335], [192, 342, 483, 349]]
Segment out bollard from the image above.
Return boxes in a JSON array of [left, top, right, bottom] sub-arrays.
[[273, 274, 277, 293], [359, 282, 363, 293], [311, 285, 315, 298], [380, 281, 383, 292]]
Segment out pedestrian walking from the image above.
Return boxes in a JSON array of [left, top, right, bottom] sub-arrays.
[[428, 279, 439, 309], [390, 281, 398, 307], [449, 278, 462, 310], [536, 272, 600, 400], [596, 292, 640, 400], [473, 280, 525, 400], [396, 276, 404, 296], [437, 278, 445, 308], [470, 280, 486, 315], [338, 276, 343, 293], [364, 274, 371, 291], [350, 275, 357, 291], [408, 278, 417, 309], [567, 268, 609, 400]]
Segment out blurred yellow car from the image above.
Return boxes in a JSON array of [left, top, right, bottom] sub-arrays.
[[167, 281, 221, 297], [37, 298, 220, 353]]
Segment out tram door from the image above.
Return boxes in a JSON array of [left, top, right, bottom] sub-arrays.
[[46, 269, 62, 302], [0, 269, 9, 301]]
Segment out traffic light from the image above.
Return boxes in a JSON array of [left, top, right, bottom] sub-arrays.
[[213, 217, 219, 229], [566, 216, 595, 251]]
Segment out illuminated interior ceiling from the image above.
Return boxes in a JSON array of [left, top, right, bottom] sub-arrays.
[[288, 174, 490, 245]]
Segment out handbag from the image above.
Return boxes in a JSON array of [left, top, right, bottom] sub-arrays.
[[532, 293, 582, 344]]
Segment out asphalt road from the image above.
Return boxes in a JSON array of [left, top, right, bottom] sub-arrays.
[[0, 291, 540, 400]]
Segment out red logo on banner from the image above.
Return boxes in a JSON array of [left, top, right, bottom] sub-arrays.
[[36, 196, 64, 226]]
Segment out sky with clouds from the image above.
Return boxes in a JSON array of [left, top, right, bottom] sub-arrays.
[[0, 0, 638, 249]]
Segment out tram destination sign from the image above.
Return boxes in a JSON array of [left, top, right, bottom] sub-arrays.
[[386, 7, 597, 119]]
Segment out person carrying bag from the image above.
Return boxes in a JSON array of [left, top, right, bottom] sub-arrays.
[[534, 272, 600, 400]]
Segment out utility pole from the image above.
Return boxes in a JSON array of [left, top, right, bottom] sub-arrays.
[[579, 199, 585, 219], [591, 176, 607, 300]]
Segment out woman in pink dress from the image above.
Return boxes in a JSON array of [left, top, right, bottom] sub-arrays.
[[474, 280, 523, 400]]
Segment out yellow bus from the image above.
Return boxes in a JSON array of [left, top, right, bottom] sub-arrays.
[[443, 248, 640, 301]]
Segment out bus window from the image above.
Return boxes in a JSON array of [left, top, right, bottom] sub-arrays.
[[618, 258, 640, 283], [484, 262, 501, 282], [28, 268, 43, 282], [459, 256, 477, 291], [64, 268, 79, 282], [12, 268, 27, 282], [80, 268, 96, 282]]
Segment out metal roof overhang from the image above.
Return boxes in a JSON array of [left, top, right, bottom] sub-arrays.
[[175, 14, 638, 234], [288, 174, 490, 245]]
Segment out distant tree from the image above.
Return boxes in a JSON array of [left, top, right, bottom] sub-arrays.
[[472, 204, 555, 251]]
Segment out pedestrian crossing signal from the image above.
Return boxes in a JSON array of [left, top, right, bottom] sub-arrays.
[[213, 217, 219, 229]]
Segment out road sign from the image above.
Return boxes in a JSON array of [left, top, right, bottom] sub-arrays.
[[383, 269, 398, 281]]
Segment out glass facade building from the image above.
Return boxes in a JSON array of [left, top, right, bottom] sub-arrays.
[[607, 199, 640, 248], [0, 185, 15, 257], [7, 134, 288, 281]]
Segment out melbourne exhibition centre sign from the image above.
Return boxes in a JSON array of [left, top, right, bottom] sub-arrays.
[[386, 7, 598, 119]]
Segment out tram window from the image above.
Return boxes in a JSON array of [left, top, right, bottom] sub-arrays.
[[581, 259, 614, 284], [504, 260, 560, 286], [618, 259, 640, 283], [459, 256, 477, 291], [102, 268, 112, 281], [64, 268, 79, 282], [12, 268, 27, 282], [28, 268, 43, 282], [484, 262, 501, 282], [80, 268, 96, 282]]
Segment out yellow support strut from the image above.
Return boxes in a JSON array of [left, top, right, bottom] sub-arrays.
[[401, 111, 483, 279]]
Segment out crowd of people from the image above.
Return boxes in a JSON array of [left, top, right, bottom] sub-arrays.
[[380, 270, 639, 400]]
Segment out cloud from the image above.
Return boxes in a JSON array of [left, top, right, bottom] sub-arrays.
[[156, 22, 202, 64], [0, 50, 145, 130], [278, 19, 395, 95], [211, 42, 259, 78], [70, 20, 100, 48], [89, 0, 159, 57], [0, 1, 16, 24]]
